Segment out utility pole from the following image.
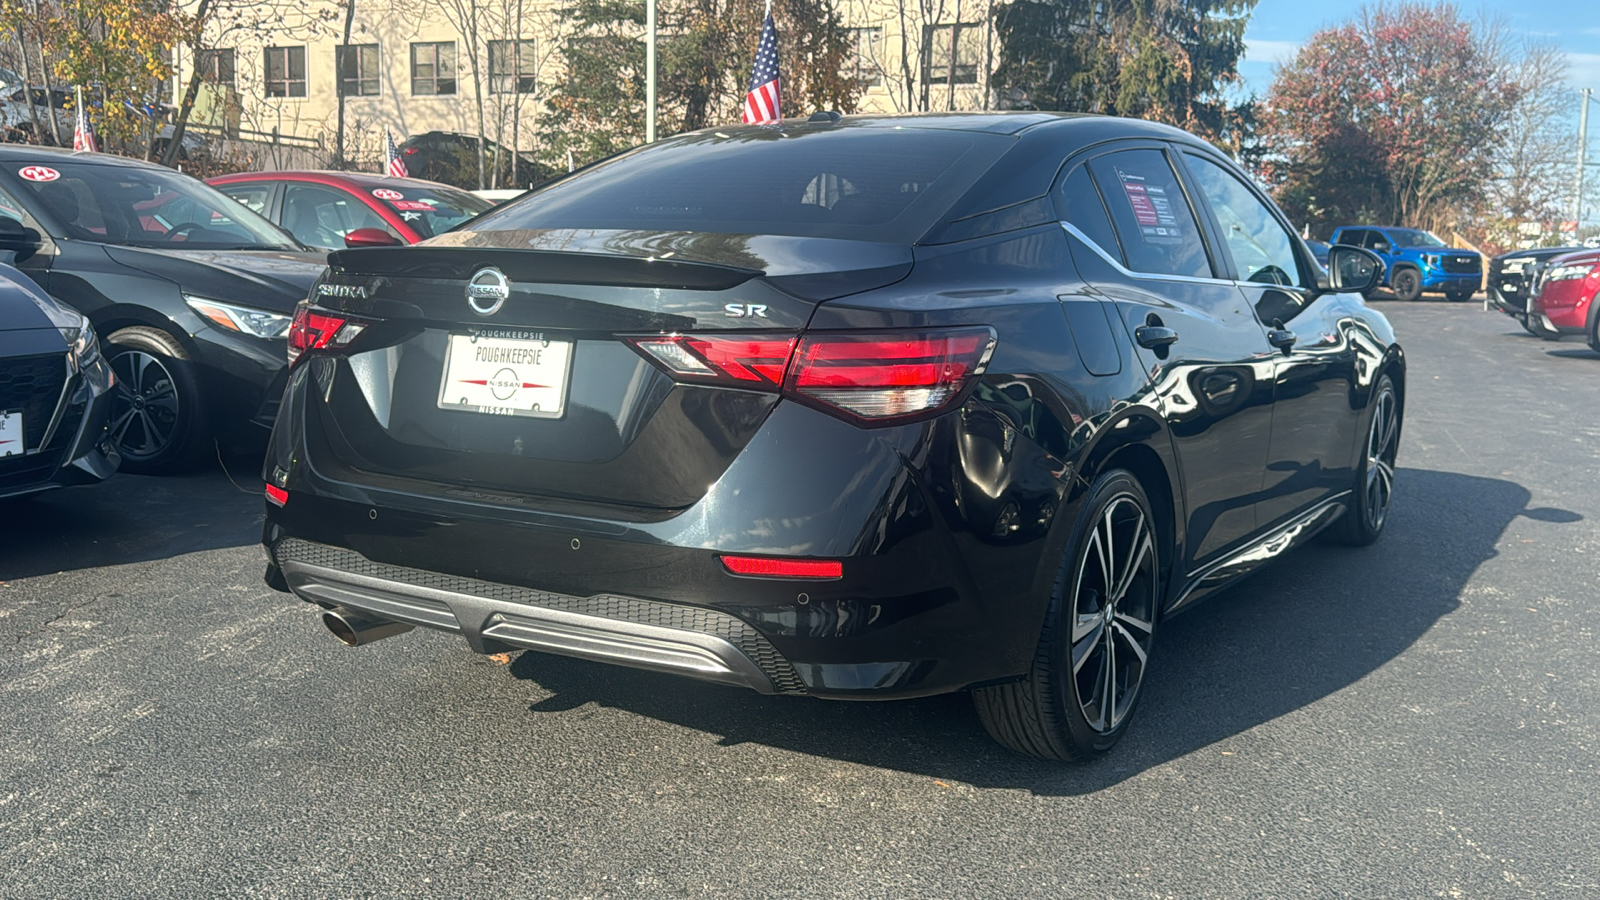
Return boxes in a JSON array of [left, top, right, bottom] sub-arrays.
[[1577, 88, 1592, 227], [645, 0, 656, 143]]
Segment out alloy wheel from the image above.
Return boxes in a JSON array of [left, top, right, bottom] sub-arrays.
[[108, 350, 182, 462], [1363, 387, 1399, 532], [1069, 495, 1158, 734]]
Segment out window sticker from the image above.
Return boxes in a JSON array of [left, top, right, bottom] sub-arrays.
[[1115, 169, 1182, 244], [390, 200, 434, 211], [19, 166, 60, 182], [372, 188, 404, 201]]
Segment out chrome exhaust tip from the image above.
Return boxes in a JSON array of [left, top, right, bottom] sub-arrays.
[[321, 606, 414, 646]]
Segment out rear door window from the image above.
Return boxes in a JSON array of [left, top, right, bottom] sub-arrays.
[[1085, 149, 1212, 279], [1057, 164, 1123, 264]]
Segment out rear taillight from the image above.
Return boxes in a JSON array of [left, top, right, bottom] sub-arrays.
[[787, 328, 995, 422], [627, 327, 994, 425], [287, 305, 364, 366], [628, 334, 797, 386]]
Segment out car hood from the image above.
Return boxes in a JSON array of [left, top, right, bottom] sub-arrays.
[[421, 228, 914, 301], [102, 246, 328, 315], [1497, 246, 1585, 262], [1401, 246, 1476, 254]]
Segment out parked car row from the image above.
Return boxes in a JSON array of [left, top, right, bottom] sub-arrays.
[[1489, 244, 1600, 351]]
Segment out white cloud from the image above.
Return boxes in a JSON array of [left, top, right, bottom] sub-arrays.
[[1569, 52, 1600, 89], [1242, 39, 1302, 67]]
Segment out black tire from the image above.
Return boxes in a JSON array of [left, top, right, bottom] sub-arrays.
[[105, 326, 210, 474], [974, 469, 1160, 761], [1588, 305, 1600, 355], [1390, 268, 1422, 301], [1326, 375, 1400, 546], [1445, 289, 1474, 303]]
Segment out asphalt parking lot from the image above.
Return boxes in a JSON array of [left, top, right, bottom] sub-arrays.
[[3, 298, 1597, 898]]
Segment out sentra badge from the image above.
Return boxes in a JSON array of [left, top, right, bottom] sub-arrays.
[[467, 267, 511, 316]]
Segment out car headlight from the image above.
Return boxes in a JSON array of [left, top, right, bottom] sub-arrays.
[[1545, 264, 1596, 282], [185, 296, 293, 339], [58, 313, 101, 368], [1422, 254, 1440, 267]]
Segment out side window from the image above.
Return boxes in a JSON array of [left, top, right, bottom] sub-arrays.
[[1182, 153, 1304, 288], [1057, 164, 1123, 264], [1333, 229, 1362, 247], [282, 184, 395, 249], [221, 184, 272, 214], [1085, 149, 1211, 279]]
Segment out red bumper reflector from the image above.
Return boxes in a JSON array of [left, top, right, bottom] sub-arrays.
[[720, 555, 842, 579], [265, 484, 288, 506]]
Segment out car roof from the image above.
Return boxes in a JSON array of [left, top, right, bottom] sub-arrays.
[[207, 170, 465, 192], [0, 146, 177, 172], [678, 111, 1210, 144]]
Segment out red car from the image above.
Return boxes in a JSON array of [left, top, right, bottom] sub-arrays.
[[1531, 249, 1600, 351], [206, 170, 493, 250]]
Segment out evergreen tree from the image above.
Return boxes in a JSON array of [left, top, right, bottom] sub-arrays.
[[991, 0, 1256, 148], [540, 0, 858, 169]]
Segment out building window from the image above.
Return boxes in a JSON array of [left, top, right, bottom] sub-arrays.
[[411, 42, 457, 96], [847, 28, 882, 90], [197, 49, 235, 89], [488, 40, 536, 94], [922, 23, 981, 86], [337, 44, 381, 97], [264, 46, 306, 98]]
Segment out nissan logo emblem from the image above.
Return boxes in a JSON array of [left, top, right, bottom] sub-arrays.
[[466, 267, 510, 316]]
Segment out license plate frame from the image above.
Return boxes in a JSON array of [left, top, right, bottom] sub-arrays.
[[436, 330, 574, 419], [0, 410, 22, 457]]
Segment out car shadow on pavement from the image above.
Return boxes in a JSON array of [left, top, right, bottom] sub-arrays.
[[0, 449, 265, 581], [1545, 348, 1600, 359], [508, 468, 1574, 795]]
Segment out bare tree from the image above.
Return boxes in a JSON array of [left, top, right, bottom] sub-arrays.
[[1488, 39, 1574, 231]]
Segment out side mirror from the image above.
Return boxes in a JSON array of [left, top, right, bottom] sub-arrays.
[[1372, 242, 1391, 253], [0, 216, 41, 260], [343, 227, 402, 248], [1328, 245, 1384, 294]]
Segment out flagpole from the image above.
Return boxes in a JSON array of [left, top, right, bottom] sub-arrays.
[[646, 0, 656, 144]]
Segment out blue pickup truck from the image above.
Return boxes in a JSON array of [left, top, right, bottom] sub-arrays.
[[1330, 225, 1482, 301]]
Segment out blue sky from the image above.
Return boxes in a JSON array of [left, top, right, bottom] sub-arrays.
[[1239, 1, 1600, 96]]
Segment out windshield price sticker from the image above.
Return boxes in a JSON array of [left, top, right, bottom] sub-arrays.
[[19, 166, 60, 182], [372, 188, 404, 201]]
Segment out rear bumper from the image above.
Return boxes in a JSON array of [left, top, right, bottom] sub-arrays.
[[275, 538, 803, 694], [262, 387, 1071, 700]]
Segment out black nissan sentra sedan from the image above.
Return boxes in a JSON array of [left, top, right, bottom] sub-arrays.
[[261, 113, 1402, 761], [0, 246, 117, 499], [0, 148, 326, 473]]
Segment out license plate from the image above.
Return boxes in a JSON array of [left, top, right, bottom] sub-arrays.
[[0, 411, 21, 457], [437, 332, 573, 418]]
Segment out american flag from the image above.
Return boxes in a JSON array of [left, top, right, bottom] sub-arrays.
[[384, 129, 408, 178], [72, 88, 97, 153], [741, 12, 782, 124]]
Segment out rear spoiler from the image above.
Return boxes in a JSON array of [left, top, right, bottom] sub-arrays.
[[328, 247, 764, 292]]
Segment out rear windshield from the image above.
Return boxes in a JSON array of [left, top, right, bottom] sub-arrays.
[[367, 184, 492, 238], [468, 127, 1013, 243]]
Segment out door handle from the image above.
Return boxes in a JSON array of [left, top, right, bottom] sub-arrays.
[[1267, 328, 1297, 354], [1135, 325, 1179, 350]]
